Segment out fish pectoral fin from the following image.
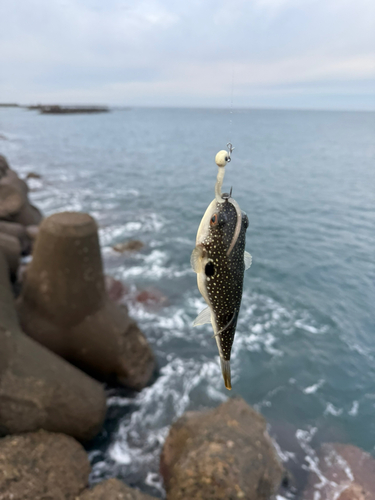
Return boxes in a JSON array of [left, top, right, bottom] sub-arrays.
[[214, 310, 238, 337], [193, 307, 211, 327], [244, 251, 252, 270], [190, 246, 204, 273]]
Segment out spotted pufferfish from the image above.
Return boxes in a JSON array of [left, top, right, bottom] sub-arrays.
[[191, 150, 252, 390]]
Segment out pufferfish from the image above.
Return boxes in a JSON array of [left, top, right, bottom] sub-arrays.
[[191, 149, 252, 390]]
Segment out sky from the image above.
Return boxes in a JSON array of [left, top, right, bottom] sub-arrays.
[[0, 0, 374, 110]]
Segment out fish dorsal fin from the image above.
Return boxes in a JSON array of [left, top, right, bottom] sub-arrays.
[[193, 307, 211, 327], [244, 251, 252, 270], [190, 246, 204, 273]]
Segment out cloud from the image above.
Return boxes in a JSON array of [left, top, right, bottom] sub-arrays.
[[0, 0, 374, 109]]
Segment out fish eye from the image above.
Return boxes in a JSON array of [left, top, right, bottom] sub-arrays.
[[210, 213, 218, 226], [205, 261, 215, 277]]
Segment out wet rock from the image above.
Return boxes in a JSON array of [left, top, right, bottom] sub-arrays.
[[0, 220, 31, 254], [160, 397, 284, 500], [0, 430, 90, 500], [113, 239, 144, 253], [17, 212, 155, 390], [78, 478, 158, 500], [135, 287, 168, 308], [105, 275, 128, 303], [303, 443, 375, 500], [26, 171, 42, 180], [0, 232, 21, 275], [0, 251, 107, 441]]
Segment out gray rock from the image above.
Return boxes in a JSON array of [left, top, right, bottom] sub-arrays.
[[0, 251, 107, 441], [78, 478, 158, 500], [160, 397, 284, 500], [0, 430, 90, 500], [17, 212, 155, 390]]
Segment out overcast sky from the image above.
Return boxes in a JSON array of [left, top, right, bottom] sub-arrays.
[[1, 0, 374, 110]]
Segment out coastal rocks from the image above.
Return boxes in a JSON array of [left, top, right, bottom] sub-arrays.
[[0, 251, 107, 441], [160, 397, 284, 500], [303, 443, 375, 500], [0, 232, 21, 276], [113, 239, 144, 253], [17, 211, 155, 390], [0, 155, 9, 178], [0, 430, 90, 500], [0, 220, 30, 254], [0, 155, 42, 228], [78, 478, 158, 500]]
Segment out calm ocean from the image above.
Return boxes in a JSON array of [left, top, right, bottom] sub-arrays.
[[1, 106, 374, 497]]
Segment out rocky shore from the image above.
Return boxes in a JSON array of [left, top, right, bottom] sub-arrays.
[[0, 153, 374, 500]]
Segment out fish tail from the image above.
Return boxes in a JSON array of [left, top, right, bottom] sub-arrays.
[[220, 357, 232, 390]]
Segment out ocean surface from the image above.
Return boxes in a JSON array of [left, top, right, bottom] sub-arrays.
[[1, 106, 374, 498]]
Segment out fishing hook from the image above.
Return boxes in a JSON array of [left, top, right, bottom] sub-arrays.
[[226, 142, 235, 162]]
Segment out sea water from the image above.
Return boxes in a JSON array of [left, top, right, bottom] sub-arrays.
[[1, 106, 374, 497]]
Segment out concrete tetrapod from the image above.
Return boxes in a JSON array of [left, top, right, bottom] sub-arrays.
[[0, 250, 107, 441], [17, 212, 155, 390]]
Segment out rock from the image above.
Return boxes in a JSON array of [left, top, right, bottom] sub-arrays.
[[105, 275, 128, 303], [0, 155, 9, 178], [0, 220, 31, 254], [160, 397, 284, 500], [17, 212, 155, 390], [13, 203, 43, 226], [78, 478, 157, 500], [113, 240, 144, 253], [26, 171, 42, 180], [26, 223, 39, 240], [0, 164, 43, 225], [0, 251, 107, 441], [0, 232, 21, 275], [135, 287, 168, 308], [0, 183, 24, 218], [0, 430, 90, 500], [303, 443, 375, 500]]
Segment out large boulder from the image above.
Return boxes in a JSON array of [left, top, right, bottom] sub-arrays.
[[303, 443, 375, 500], [78, 478, 158, 500], [0, 251, 107, 441], [0, 430, 90, 500], [17, 212, 155, 390], [160, 397, 284, 500]]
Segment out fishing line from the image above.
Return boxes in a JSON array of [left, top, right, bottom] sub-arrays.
[[226, 62, 235, 162]]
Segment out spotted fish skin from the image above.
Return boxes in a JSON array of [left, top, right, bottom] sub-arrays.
[[191, 196, 249, 389]]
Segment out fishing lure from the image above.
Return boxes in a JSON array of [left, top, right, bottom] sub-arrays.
[[191, 145, 251, 390]]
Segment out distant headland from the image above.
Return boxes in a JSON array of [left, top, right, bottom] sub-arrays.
[[0, 103, 109, 114]]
